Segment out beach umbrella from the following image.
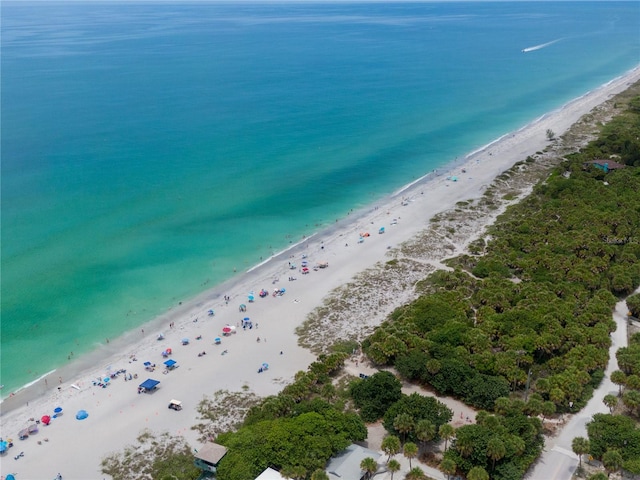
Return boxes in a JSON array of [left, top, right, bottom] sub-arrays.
[[103, 377, 110, 383], [75, 410, 89, 420], [54, 407, 63, 414], [6, 474, 15, 480], [144, 361, 152, 367], [0, 440, 8, 453], [41, 415, 51, 425], [222, 326, 232, 334]]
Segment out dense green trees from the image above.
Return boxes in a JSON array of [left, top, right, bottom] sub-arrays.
[[627, 293, 640, 318], [350, 371, 403, 422], [586, 413, 640, 474], [442, 411, 543, 479], [382, 393, 453, 444], [216, 406, 366, 480], [363, 129, 640, 421]]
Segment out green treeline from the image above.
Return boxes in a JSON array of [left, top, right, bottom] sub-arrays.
[[215, 353, 368, 480], [364, 96, 640, 409], [360, 95, 640, 477]]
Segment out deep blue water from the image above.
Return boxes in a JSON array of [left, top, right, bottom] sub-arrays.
[[2, 1, 639, 395]]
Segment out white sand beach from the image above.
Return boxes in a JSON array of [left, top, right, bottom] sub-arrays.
[[1, 67, 639, 480]]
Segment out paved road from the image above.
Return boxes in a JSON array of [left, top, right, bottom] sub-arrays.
[[525, 297, 630, 480]]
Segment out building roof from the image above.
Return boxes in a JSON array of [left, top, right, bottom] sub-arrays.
[[326, 444, 381, 479], [194, 442, 228, 466], [255, 467, 287, 480], [585, 159, 626, 170]]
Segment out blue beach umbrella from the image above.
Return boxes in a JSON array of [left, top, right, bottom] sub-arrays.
[[0, 440, 8, 453], [54, 407, 63, 414], [75, 410, 89, 420], [6, 475, 16, 480]]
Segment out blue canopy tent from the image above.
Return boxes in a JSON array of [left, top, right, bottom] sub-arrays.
[[164, 359, 177, 370], [75, 410, 89, 420], [139, 378, 160, 393]]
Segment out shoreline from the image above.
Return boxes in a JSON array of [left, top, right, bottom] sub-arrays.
[[1, 66, 639, 479], [2, 66, 638, 405]]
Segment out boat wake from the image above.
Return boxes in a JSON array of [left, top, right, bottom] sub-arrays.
[[522, 38, 562, 53]]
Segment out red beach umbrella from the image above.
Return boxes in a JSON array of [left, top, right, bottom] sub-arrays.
[[222, 326, 232, 334], [41, 415, 51, 425]]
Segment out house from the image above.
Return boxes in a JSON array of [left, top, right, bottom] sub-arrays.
[[255, 467, 287, 480], [325, 444, 382, 480], [584, 159, 626, 173], [194, 442, 228, 479]]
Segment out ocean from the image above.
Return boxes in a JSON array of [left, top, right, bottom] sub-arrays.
[[1, 1, 639, 396]]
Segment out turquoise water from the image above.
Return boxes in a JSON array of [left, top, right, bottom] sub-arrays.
[[2, 1, 639, 395]]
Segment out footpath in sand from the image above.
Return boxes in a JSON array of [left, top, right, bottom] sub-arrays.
[[1, 67, 639, 480]]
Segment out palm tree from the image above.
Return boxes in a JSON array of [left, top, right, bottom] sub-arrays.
[[280, 466, 305, 480], [602, 449, 623, 478], [610, 370, 626, 396], [381, 435, 402, 463], [439, 458, 457, 480], [466, 466, 490, 480], [486, 437, 506, 470], [405, 466, 426, 480], [360, 457, 378, 480], [571, 437, 590, 469], [438, 424, 455, 452], [603, 394, 618, 413], [509, 435, 526, 456], [414, 419, 436, 452], [280, 466, 296, 480], [387, 459, 401, 480], [494, 396, 511, 415], [403, 442, 418, 469], [393, 413, 415, 444], [310, 469, 329, 480], [455, 435, 474, 458]]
